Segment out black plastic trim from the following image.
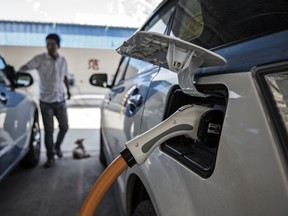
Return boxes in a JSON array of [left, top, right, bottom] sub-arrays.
[[120, 148, 137, 168]]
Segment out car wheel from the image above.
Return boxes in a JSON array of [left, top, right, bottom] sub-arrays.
[[99, 128, 107, 167], [21, 113, 41, 168], [133, 200, 157, 216]]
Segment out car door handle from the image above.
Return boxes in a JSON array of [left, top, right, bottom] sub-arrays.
[[0, 92, 8, 104], [108, 93, 112, 102], [127, 94, 142, 115], [128, 94, 142, 107]]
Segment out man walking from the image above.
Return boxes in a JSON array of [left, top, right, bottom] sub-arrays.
[[19, 33, 71, 168]]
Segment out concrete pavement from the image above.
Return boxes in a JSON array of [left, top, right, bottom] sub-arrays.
[[0, 107, 121, 216]]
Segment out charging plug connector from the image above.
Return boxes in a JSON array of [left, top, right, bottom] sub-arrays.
[[123, 104, 213, 165]]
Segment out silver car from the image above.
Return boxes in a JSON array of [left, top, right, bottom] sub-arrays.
[[0, 55, 41, 182], [90, 0, 288, 215]]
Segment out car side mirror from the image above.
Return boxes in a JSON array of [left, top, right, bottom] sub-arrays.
[[89, 73, 108, 88], [16, 72, 34, 87]]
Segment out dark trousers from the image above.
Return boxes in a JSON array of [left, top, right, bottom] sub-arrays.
[[40, 101, 69, 160]]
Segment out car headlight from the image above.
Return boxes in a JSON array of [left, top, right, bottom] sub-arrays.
[[255, 63, 288, 157]]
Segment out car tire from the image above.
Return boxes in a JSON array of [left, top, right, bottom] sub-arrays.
[[21, 113, 41, 168], [133, 200, 157, 216], [99, 128, 107, 167]]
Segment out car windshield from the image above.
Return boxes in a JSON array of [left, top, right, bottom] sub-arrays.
[[170, 0, 288, 49], [0, 58, 5, 70]]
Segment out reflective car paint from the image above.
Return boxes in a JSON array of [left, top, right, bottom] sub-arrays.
[[0, 58, 38, 182]]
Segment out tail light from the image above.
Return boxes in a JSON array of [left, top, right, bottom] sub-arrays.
[[255, 63, 288, 158]]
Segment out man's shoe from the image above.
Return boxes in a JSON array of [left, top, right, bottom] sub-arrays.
[[55, 147, 63, 158], [44, 159, 54, 168]]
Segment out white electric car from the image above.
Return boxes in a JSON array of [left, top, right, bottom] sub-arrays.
[[90, 0, 288, 215]]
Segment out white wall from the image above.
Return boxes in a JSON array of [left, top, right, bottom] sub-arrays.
[[0, 45, 121, 99]]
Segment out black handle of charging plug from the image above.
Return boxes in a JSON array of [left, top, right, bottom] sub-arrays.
[[120, 148, 137, 167]]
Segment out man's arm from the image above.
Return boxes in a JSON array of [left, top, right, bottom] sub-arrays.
[[64, 75, 71, 100], [18, 54, 41, 72], [18, 65, 30, 72]]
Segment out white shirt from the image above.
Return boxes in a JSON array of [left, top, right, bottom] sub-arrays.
[[26, 52, 68, 103]]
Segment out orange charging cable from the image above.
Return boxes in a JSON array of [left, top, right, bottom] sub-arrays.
[[78, 155, 128, 216], [78, 104, 210, 215]]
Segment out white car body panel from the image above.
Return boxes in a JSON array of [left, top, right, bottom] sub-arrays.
[[122, 71, 288, 216]]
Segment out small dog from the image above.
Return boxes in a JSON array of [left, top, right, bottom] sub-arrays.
[[73, 138, 91, 159]]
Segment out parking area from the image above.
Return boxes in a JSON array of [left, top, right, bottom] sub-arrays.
[[0, 106, 120, 216], [1, 0, 288, 215]]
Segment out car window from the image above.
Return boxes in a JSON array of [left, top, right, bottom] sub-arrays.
[[116, 1, 175, 83], [114, 57, 129, 86], [170, 0, 288, 49], [142, 0, 176, 34], [124, 58, 154, 80], [170, 0, 203, 42]]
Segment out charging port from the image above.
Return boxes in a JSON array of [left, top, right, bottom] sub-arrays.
[[161, 84, 228, 178]]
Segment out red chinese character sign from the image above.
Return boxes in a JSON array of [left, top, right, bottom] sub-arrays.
[[88, 59, 99, 70]]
